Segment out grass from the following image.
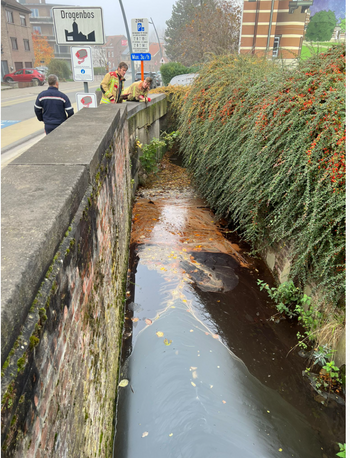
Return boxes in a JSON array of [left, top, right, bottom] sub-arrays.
[[300, 41, 341, 59]]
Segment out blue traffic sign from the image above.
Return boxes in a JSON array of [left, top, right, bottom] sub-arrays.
[[131, 53, 151, 61], [81, 69, 85, 74]]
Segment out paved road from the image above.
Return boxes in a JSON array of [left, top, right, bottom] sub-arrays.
[[1, 75, 132, 156]]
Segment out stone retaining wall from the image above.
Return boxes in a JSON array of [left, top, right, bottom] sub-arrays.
[[1, 94, 167, 457]]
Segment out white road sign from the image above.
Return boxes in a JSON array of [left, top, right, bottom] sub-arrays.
[[71, 46, 94, 82], [160, 57, 165, 64], [131, 18, 149, 53], [76, 92, 97, 110], [52, 7, 105, 45]]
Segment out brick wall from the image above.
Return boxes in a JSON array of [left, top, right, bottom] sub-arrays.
[[1, 95, 167, 457]]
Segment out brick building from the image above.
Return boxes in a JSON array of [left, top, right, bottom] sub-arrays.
[[103, 35, 128, 70], [143, 42, 168, 72], [19, 0, 71, 68], [1, 0, 35, 79], [240, 0, 313, 61]]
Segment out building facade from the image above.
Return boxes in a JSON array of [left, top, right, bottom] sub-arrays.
[[240, 0, 313, 61], [102, 35, 128, 71], [18, 0, 71, 67], [1, 0, 35, 79]]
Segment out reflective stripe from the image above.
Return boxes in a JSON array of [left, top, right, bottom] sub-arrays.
[[34, 103, 43, 110], [39, 96, 66, 102], [66, 107, 74, 110]]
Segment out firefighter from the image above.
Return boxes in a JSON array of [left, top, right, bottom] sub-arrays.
[[100, 62, 129, 104], [125, 77, 152, 103]]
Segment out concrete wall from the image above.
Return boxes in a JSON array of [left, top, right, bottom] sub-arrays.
[[1, 94, 167, 457]]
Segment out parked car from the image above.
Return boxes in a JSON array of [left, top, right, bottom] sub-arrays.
[[134, 71, 157, 89], [3, 68, 45, 85], [168, 73, 198, 86], [36, 66, 49, 76]]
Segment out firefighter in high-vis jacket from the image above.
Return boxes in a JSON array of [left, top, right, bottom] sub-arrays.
[[125, 77, 152, 103], [100, 62, 129, 104]]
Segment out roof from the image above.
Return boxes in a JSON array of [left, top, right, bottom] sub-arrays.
[[1, 0, 31, 13]]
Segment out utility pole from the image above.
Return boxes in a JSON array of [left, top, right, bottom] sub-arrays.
[[149, 17, 163, 63], [118, 0, 135, 82]]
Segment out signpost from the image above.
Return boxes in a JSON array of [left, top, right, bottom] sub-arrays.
[[75, 92, 97, 111], [131, 19, 149, 80], [52, 7, 105, 45], [71, 46, 93, 90]]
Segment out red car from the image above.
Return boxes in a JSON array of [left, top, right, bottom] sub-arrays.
[[3, 68, 45, 85]]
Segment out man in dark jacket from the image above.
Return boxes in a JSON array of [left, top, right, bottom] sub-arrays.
[[34, 74, 74, 134]]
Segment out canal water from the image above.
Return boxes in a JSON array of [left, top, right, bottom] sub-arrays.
[[113, 153, 345, 458]]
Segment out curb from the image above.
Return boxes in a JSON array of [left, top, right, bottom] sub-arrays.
[[1, 130, 43, 155]]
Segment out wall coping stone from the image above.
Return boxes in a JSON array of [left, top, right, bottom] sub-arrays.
[[1, 93, 166, 365]]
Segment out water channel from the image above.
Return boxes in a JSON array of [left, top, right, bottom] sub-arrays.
[[113, 152, 345, 458]]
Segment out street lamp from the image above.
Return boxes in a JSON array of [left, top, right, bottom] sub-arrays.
[[149, 17, 163, 68], [117, 0, 135, 82]]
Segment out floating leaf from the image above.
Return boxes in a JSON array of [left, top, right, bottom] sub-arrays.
[[279, 449, 282, 452], [156, 331, 164, 338], [190, 367, 197, 371], [205, 332, 209, 335], [169, 433, 173, 437], [164, 338, 172, 346], [192, 371, 198, 379], [183, 299, 187, 303], [170, 306, 176, 308], [142, 432, 149, 438], [213, 334, 219, 339], [119, 379, 129, 387], [222, 400, 226, 404], [131, 317, 139, 322], [267, 410, 270, 414], [191, 381, 196, 387], [190, 329, 194, 332], [145, 318, 152, 325], [210, 385, 213, 389]]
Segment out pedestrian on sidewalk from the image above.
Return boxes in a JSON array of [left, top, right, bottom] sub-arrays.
[[100, 62, 130, 104], [125, 77, 152, 102], [34, 74, 74, 135]]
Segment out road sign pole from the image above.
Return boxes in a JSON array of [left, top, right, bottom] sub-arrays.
[[84, 82, 89, 93], [118, 0, 135, 83], [141, 60, 144, 81]]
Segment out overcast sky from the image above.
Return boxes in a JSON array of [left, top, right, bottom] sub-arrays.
[[47, 0, 175, 39]]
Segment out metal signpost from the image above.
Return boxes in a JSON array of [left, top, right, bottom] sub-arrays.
[[131, 18, 149, 80], [53, 7, 105, 102]]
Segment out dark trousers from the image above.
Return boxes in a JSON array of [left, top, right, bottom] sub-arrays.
[[45, 124, 59, 135]]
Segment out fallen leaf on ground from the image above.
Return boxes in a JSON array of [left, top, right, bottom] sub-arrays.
[[119, 379, 129, 387], [156, 331, 164, 337]]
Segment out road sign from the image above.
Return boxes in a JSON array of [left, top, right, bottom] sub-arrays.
[[131, 53, 151, 61], [131, 18, 149, 53], [52, 7, 105, 45], [71, 46, 94, 82], [76, 92, 97, 111], [160, 57, 165, 64]]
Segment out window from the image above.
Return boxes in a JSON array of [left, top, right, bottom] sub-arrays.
[[25, 61, 32, 68], [6, 10, 14, 23], [33, 26, 42, 34], [30, 9, 39, 18], [24, 39, 30, 51], [59, 46, 69, 53], [14, 70, 23, 75], [111, 51, 114, 57], [25, 69, 33, 74], [272, 35, 281, 58], [11, 38, 18, 51], [20, 14, 26, 26], [14, 62, 23, 70]]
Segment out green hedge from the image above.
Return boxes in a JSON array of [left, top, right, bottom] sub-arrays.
[[179, 45, 345, 308], [160, 62, 200, 86]]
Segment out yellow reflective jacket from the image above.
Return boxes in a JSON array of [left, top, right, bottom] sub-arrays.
[[125, 82, 149, 102], [100, 71, 125, 104]]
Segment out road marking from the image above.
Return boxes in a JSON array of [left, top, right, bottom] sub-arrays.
[[1, 102, 78, 149], [1, 120, 20, 129]]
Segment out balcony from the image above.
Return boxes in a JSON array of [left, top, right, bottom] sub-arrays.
[[29, 17, 54, 24], [289, 0, 313, 14]]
